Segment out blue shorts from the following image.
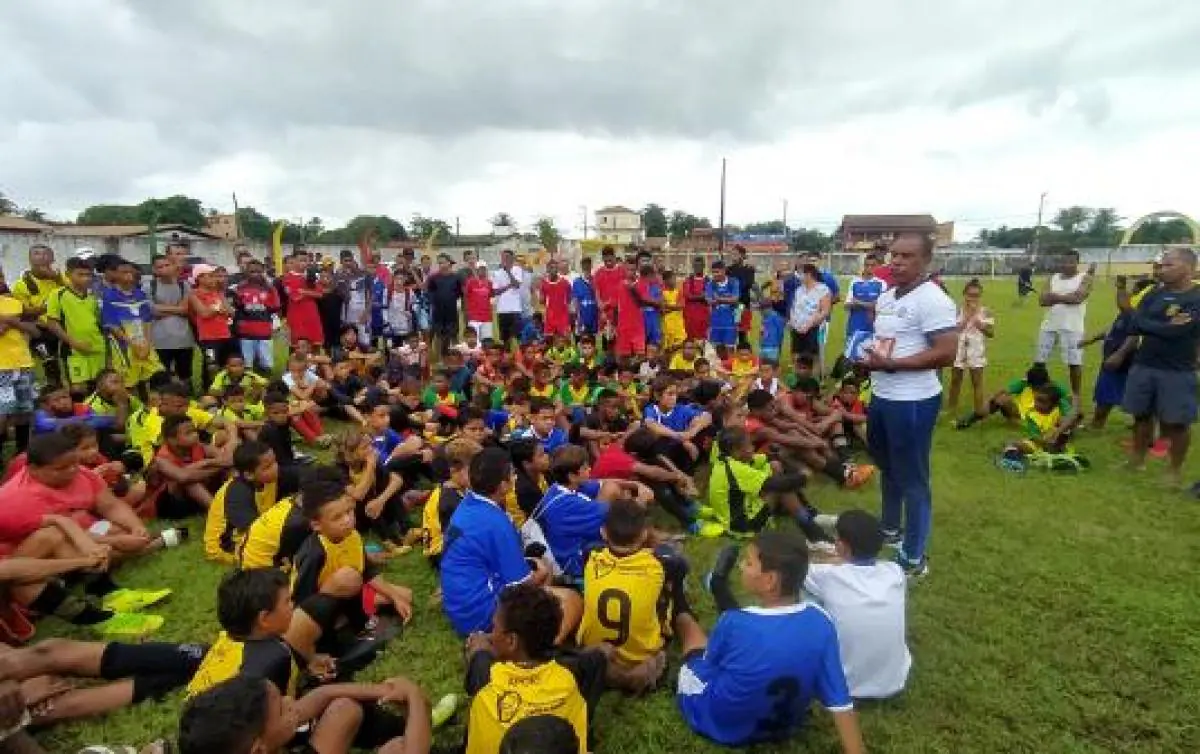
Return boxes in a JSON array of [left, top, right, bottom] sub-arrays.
[[709, 320, 737, 346], [1122, 364, 1198, 425], [643, 312, 662, 346], [1093, 369, 1127, 408]]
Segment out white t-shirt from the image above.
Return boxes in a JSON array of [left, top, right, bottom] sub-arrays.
[[491, 266, 524, 314], [1041, 272, 1087, 332], [870, 281, 957, 401], [805, 561, 911, 699]]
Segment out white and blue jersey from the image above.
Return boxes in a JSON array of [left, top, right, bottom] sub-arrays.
[[530, 480, 606, 579], [846, 276, 885, 337], [705, 277, 741, 346], [511, 425, 569, 454], [440, 491, 532, 636], [643, 402, 703, 433], [677, 603, 853, 746]]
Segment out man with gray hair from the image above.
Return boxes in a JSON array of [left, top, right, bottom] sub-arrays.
[[1122, 246, 1200, 488]]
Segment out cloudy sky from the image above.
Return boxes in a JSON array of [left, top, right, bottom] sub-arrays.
[[4, 0, 1200, 239]]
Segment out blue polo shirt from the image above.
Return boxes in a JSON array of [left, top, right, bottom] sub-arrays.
[[440, 490, 531, 636], [533, 480, 605, 579], [512, 426, 569, 454], [644, 402, 702, 433], [370, 428, 403, 465]]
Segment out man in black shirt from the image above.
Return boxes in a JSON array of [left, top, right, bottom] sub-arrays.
[[726, 245, 755, 346], [426, 253, 464, 356], [1122, 247, 1200, 486]]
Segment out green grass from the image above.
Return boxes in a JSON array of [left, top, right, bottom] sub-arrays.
[[37, 282, 1200, 753]]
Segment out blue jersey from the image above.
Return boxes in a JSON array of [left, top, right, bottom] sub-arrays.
[[760, 309, 785, 353], [572, 276, 598, 332], [819, 270, 840, 302], [100, 286, 153, 342], [370, 428, 403, 464], [678, 603, 853, 746], [531, 480, 605, 579], [370, 277, 388, 332], [512, 425, 569, 454], [440, 491, 531, 636], [846, 277, 885, 336], [643, 402, 702, 433], [705, 278, 741, 326]]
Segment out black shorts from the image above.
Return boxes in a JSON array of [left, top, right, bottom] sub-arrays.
[[156, 491, 205, 520], [101, 641, 208, 703], [791, 328, 820, 358], [497, 312, 521, 345]]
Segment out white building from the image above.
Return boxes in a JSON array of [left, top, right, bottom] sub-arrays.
[[593, 206, 644, 245]]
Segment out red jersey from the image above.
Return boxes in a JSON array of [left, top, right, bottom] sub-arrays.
[[464, 276, 494, 323], [593, 265, 626, 323], [539, 277, 571, 335], [282, 271, 324, 344], [874, 265, 895, 288], [192, 289, 232, 342], [233, 281, 280, 340], [682, 275, 710, 340], [591, 442, 637, 479], [615, 281, 644, 335]]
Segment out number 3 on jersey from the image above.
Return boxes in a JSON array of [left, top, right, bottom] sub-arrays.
[[596, 588, 632, 646], [756, 676, 801, 734]]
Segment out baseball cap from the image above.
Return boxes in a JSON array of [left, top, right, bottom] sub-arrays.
[[191, 263, 218, 278]]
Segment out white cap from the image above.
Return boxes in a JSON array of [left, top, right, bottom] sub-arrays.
[[75, 247, 96, 259], [475, 260, 488, 268]]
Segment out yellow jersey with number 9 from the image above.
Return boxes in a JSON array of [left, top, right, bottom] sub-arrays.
[[577, 547, 671, 665]]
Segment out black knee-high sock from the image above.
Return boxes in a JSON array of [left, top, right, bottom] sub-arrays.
[[708, 572, 739, 614], [12, 423, 29, 454], [29, 582, 113, 625], [83, 572, 120, 597], [652, 482, 693, 527], [822, 457, 848, 484]]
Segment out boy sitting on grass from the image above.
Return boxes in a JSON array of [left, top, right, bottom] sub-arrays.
[[283, 473, 415, 661], [806, 509, 910, 699], [204, 353, 269, 408], [708, 427, 833, 546], [216, 384, 265, 440], [422, 438, 483, 572], [745, 389, 874, 490], [203, 440, 279, 564], [677, 532, 865, 751], [577, 498, 689, 693], [149, 415, 232, 517], [464, 583, 607, 754], [183, 568, 435, 754]]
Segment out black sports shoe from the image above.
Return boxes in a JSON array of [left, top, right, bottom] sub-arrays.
[[881, 529, 903, 548], [704, 545, 740, 596]]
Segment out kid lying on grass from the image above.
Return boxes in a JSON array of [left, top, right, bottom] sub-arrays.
[[676, 532, 865, 752]]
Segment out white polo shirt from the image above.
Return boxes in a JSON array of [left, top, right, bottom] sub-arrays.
[[870, 281, 957, 401], [491, 266, 524, 314], [805, 561, 911, 699]]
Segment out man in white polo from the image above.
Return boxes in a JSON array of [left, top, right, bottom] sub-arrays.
[[490, 248, 523, 347]]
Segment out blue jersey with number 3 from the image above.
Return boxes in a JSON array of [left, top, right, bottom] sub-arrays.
[[677, 603, 853, 746]]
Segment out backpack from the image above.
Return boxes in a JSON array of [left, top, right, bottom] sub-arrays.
[[520, 495, 564, 577]]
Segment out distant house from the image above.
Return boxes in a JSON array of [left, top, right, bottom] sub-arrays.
[[594, 206, 645, 245], [838, 214, 939, 251], [204, 213, 239, 240], [0, 216, 53, 234]]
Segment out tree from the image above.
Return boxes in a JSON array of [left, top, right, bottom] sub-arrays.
[[303, 217, 325, 239], [978, 225, 1038, 249], [0, 192, 17, 215], [20, 207, 46, 222], [535, 217, 561, 252], [1052, 206, 1092, 236], [790, 227, 831, 252], [1130, 218, 1195, 244], [77, 195, 206, 228], [742, 220, 787, 235], [77, 204, 140, 225], [1079, 208, 1122, 246], [490, 212, 515, 231], [410, 215, 452, 242], [668, 211, 711, 240], [641, 204, 668, 238], [236, 206, 274, 241]]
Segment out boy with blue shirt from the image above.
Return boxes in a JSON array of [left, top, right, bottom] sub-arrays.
[[512, 397, 568, 454], [440, 448, 582, 640], [704, 262, 740, 347], [572, 257, 599, 335], [674, 532, 864, 752], [100, 259, 164, 395], [844, 254, 887, 361]]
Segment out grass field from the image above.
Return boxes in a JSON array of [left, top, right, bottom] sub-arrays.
[[35, 280, 1200, 753]]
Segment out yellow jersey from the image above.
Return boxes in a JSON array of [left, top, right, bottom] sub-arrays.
[[577, 547, 675, 664], [0, 296, 33, 370], [529, 382, 555, 400], [422, 483, 464, 559], [10, 271, 64, 323], [203, 477, 278, 564], [730, 356, 758, 380], [668, 353, 697, 373], [290, 531, 370, 604], [239, 498, 308, 572], [466, 660, 588, 754], [186, 632, 299, 699], [130, 404, 214, 465], [660, 288, 686, 348]]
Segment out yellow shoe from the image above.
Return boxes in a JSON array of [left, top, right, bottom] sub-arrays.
[[431, 693, 459, 728], [102, 588, 172, 613], [688, 521, 726, 538], [93, 612, 164, 639]]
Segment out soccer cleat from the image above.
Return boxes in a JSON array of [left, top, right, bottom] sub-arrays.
[[431, 693, 459, 728], [687, 520, 725, 539], [101, 588, 172, 614], [695, 504, 716, 520], [843, 464, 876, 489], [896, 552, 929, 580], [93, 612, 164, 639]]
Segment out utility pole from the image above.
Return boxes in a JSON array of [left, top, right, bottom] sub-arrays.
[[1032, 191, 1047, 260], [455, 216, 460, 245], [231, 192, 241, 239], [579, 205, 588, 240], [718, 158, 727, 252], [782, 198, 788, 239]]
